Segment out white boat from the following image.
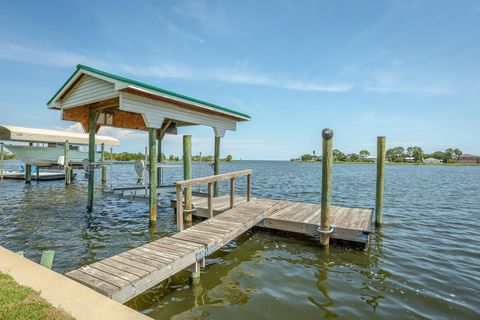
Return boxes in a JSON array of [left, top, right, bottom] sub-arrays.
[[0, 124, 120, 167]]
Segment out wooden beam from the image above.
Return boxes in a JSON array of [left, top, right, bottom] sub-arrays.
[[320, 129, 334, 247], [176, 170, 252, 188]]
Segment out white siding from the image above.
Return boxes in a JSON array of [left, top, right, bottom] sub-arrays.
[[120, 92, 236, 132], [61, 75, 118, 109]]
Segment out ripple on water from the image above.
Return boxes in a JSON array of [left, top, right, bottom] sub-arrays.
[[1, 161, 479, 319]]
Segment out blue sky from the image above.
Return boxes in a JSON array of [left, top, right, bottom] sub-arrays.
[[0, 0, 479, 160]]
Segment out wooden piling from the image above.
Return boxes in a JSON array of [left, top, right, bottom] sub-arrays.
[[229, 178, 235, 209], [0, 143, 4, 179], [25, 164, 31, 184], [157, 132, 162, 186], [320, 128, 334, 247], [101, 143, 106, 184], [375, 136, 386, 227], [87, 110, 98, 212], [214, 136, 220, 197], [64, 141, 70, 185], [183, 135, 193, 222], [149, 128, 157, 226]]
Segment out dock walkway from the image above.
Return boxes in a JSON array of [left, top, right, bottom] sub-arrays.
[[66, 199, 278, 303]]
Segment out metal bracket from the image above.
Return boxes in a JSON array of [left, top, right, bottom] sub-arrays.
[[317, 224, 336, 235]]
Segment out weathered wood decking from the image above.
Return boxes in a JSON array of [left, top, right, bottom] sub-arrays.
[[68, 169, 373, 304], [173, 195, 372, 243], [66, 199, 278, 303]]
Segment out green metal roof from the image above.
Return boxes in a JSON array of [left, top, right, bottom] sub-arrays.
[[48, 64, 251, 120]]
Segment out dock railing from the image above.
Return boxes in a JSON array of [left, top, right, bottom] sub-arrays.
[[175, 169, 253, 231]]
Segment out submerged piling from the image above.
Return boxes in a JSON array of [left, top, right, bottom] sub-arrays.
[[1, 143, 4, 179], [375, 136, 386, 227], [183, 135, 193, 222], [320, 128, 333, 247], [101, 143, 106, 184]]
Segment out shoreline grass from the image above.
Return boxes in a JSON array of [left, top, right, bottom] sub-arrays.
[[0, 272, 73, 320]]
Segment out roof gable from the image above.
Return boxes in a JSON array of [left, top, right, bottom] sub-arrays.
[[48, 65, 250, 121]]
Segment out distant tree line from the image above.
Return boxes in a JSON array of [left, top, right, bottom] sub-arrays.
[[105, 152, 233, 162], [291, 147, 466, 164]]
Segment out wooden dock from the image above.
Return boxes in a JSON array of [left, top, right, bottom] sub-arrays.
[[67, 170, 373, 304], [66, 199, 278, 303], [173, 196, 372, 243]]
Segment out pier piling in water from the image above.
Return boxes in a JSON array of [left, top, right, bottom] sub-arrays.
[[64, 140, 71, 185], [87, 110, 98, 212], [375, 136, 386, 227], [0, 143, 4, 179], [101, 143, 106, 184], [320, 128, 334, 247], [25, 164, 32, 184], [183, 135, 193, 222], [157, 132, 162, 186], [149, 128, 157, 226], [214, 136, 220, 197]]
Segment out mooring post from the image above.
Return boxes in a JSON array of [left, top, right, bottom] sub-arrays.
[[149, 128, 158, 226], [101, 143, 106, 184], [375, 136, 386, 227], [25, 163, 32, 184], [320, 128, 334, 247], [213, 136, 220, 197], [183, 135, 193, 222], [0, 143, 4, 179], [87, 110, 98, 212], [36, 167, 40, 181], [64, 140, 70, 185]]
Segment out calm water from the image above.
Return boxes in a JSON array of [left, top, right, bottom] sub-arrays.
[[0, 160, 479, 319]]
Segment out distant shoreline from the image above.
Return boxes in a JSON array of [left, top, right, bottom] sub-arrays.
[[291, 160, 480, 166]]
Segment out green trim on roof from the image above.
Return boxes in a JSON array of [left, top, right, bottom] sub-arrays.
[[48, 64, 251, 120]]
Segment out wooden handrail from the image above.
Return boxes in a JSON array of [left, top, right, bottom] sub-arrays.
[[175, 169, 253, 188], [176, 169, 252, 231]]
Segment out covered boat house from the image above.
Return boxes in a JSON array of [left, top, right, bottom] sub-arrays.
[[48, 64, 250, 224]]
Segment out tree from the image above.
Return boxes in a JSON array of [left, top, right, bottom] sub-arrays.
[[445, 148, 455, 163], [411, 146, 424, 163], [359, 150, 370, 158], [386, 147, 405, 162], [225, 155, 233, 162], [453, 148, 463, 158], [168, 155, 175, 161], [333, 149, 347, 162], [348, 153, 359, 162]]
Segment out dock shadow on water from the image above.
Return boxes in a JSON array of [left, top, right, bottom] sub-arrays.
[[1, 160, 480, 319]]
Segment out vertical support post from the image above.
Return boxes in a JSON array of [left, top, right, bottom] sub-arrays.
[[0, 143, 4, 179], [157, 131, 162, 186], [148, 128, 157, 226], [87, 109, 98, 212], [176, 185, 184, 231], [230, 178, 235, 209], [36, 167, 40, 181], [213, 136, 220, 197], [25, 164, 31, 184], [183, 135, 192, 222], [247, 174, 251, 202], [320, 128, 334, 247], [207, 182, 213, 218], [101, 143, 106, 184], [376, 136, 386, 227], [188, 261, 201, 285], [64, 140, 70, 185]]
